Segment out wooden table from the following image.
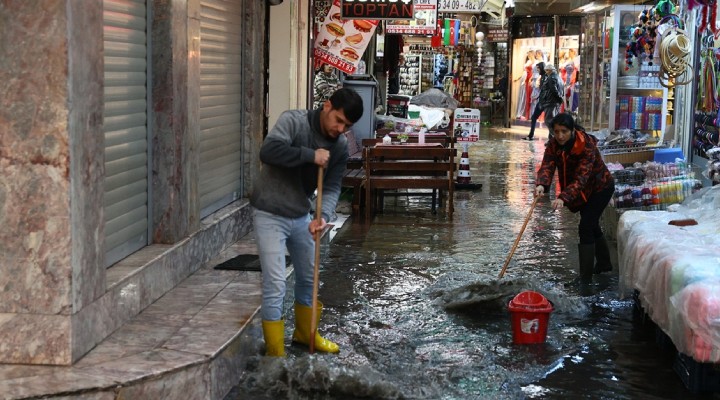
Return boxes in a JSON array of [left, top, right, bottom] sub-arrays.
[[363, 144, 457, 221], [376, 131, 454, 147], [375, 142, 444, 148]]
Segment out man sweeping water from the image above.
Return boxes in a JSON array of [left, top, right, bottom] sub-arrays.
[[250, 88, 363, 356]]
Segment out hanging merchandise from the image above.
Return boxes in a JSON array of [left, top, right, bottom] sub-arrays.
[[687, 0, 718, 34], [625, 7, 660, 69], [696, 36, 717, 112], [657, 30, 693, 87]]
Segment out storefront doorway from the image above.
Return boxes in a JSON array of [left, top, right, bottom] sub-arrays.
[[509, 16, 581, 127]]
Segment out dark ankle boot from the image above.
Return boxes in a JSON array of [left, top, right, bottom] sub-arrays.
[[577, 243, 595, 284], [594, 236, 613, 274]]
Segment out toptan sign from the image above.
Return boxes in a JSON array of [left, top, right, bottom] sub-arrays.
[[341, 0, 414, 20]]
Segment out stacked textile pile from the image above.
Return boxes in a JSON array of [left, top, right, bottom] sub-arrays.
[[618, 185, 720, 362]]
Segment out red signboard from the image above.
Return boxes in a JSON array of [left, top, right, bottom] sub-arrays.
[[341, 0, 414, 20]]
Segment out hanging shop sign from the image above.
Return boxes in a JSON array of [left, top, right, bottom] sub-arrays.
[[386, 0, 437, 35], [341, 0, 414, 20], [315, 0, 379, 74], [486, 28, 508, 42], [438, 0, 487, 13], [453, 108, 480, 142]]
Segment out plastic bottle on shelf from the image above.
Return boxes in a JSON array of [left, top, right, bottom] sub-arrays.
[[418, 128, 426, 144], [383, 133, 391, 145]]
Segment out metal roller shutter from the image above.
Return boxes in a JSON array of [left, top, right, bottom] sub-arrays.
[[199, 0, 244, 217], [103, 0, 150, 267]]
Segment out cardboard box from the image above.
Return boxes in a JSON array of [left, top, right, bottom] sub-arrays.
[[602, 150, 655, 165]]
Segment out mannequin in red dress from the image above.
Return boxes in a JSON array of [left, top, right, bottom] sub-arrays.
[[515, 50, 535, 120]]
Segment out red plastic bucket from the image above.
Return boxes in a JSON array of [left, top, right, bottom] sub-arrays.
[[508, 291, 553, 344]]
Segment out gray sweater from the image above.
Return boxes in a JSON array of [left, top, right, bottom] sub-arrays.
[[250, 109, 348, 222]]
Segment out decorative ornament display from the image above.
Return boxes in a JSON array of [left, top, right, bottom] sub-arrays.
[[687, 0, 718, 34], [656, 0, 677, 16], [625, 7, 660, 70]]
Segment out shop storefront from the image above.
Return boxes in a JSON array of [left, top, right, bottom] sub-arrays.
[[508, 15, 582, 127], [577, 4, 697, 171], [309, 0, 510, 134]]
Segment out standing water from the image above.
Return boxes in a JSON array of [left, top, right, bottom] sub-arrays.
[[227, 130, 709, 399]]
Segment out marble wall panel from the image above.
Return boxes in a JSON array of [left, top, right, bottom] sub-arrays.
[[114, 359, 210, 400], [138, 249, 184, 310], [71, 274, 142, 363], [242, 0, 267, 198], [0, 368, 117, 399], [187, 0, 201, 230], [52, 393, 116, 400], [0, 0, 74, 315], [0, 313, 71, 365], [151, 0, 197, 243], [0, 0, 104, 314], [67, 0, 105, 312], [69, 201, 252, 363], [0, 219, 71, 314]]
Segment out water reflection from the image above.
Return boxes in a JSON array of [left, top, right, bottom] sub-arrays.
[[227, 130, 709, 399]]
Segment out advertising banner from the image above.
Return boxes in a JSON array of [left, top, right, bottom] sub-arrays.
[[438, 0, 487, 13], [453, 108, 481, 142], [386, 0, 437, 35], [314, 0, 378, 74], [341, 0, 413, 20], [487, 28, 508, 42]]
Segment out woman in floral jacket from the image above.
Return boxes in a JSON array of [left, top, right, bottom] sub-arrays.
[[534, 113, 615, 284]]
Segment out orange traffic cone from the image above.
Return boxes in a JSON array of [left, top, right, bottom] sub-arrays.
[[457, 146, 471, 184], [455, 142, 482, 190]]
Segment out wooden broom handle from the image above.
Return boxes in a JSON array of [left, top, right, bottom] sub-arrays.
[[498, 195, 540, 279], [309, 166, 323, 353]]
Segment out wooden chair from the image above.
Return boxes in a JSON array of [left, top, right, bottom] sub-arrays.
[[364, 146, 456, 221], [341, 134, 382, 217]]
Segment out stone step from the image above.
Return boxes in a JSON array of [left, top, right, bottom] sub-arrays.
[[0, 214, 348, 399]]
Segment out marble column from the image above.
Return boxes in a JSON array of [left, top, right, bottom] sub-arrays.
[[242, 0, 267, 196], [0, 1, 104, 365], [151, 0, 201, 244]]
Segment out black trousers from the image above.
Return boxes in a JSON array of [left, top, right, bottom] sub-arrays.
[[527, 103, 543, 138], [528, 104, 560, 139], [578, 185, 614, 244]]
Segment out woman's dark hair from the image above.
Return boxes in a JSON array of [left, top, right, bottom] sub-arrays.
[[329, 87, 364, 123], [547, 112, 585, 132], [536, 61, 546, 77]]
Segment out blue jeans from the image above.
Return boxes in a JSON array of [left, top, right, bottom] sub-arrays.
[[253, 209, 316, 321]]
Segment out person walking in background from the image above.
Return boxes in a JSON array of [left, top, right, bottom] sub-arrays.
[[313, 63, 342, 110], [534, 113, 615, 285], [251, 88, 363, 356], [522, 61, 546, 140], [524, 63, 564, 141]]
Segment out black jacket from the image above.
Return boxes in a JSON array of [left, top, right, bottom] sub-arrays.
[[538, 71, 564, 108]]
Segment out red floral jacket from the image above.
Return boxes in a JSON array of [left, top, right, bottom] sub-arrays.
[[536, 130, 614, 212]]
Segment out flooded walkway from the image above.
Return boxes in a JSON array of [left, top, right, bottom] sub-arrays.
[[226, 129, 707, 399]]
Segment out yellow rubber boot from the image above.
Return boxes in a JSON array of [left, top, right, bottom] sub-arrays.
[[292, 302, 340, 354], [261, 320, 286, 357]]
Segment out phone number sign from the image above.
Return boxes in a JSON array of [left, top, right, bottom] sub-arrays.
[[438, 0, 487, 12]]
